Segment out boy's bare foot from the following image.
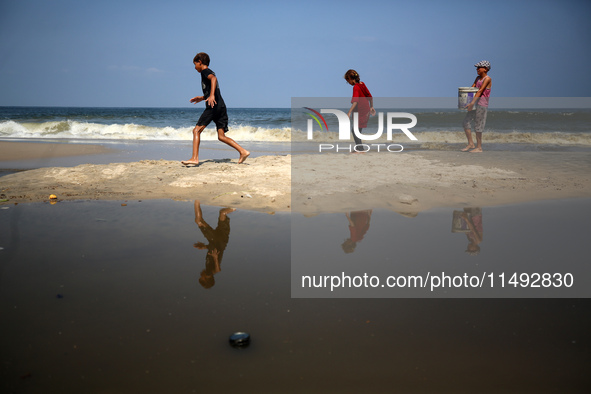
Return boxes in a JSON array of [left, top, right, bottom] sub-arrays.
[[238, 151, 250, 164], [461, 145, 475, 152], [182, 160, 199, 166], [469, 148, 483, 153]]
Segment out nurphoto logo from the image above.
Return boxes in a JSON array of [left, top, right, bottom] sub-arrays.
[[304, 107, 418, 153]]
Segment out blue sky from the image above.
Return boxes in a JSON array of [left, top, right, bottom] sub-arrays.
[[1, 0, 589, 107]]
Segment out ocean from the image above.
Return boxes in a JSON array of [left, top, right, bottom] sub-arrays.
[[1, 106, 590, 151], [0, 107, 291, 142]]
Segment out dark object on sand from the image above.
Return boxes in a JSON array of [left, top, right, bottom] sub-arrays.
[[229, 332, 250, 348]]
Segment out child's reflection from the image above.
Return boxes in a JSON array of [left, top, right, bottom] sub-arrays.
[[452, 207, 483, 255], [342, 210, 372, 254], [193, 200, 235, 289]]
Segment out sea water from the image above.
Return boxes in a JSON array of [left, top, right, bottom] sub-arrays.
[[1, 106, 591, 151], [0, 107, 291, 142]]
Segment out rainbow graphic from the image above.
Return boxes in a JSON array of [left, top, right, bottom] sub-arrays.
[[304, 107, 329, 131]]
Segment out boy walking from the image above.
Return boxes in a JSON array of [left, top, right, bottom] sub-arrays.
[[182, 52, 249, 165]]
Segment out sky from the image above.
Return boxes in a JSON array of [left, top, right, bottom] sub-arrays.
[[0, 0, 590, 108]]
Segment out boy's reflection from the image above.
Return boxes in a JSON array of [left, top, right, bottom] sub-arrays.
[[342, 210, 372, 254], [452, 207, 483, 255], [193, 200, 235, 289]]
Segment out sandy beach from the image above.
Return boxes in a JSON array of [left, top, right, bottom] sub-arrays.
[[2, 141, 590, 213]]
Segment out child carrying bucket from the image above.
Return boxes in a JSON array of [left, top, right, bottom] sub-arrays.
[[462, 60, 492, 153]]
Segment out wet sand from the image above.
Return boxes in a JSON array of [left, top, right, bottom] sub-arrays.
[[2, 142, 591, 213], [0, 141, 115, 161]]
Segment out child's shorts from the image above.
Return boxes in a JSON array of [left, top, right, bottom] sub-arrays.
[[463, 105, 488, 133], [197, 105, 229, 133]]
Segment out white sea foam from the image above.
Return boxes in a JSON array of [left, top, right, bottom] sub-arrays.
[[1, 120, 591, 146], [0, 120, 293, 142], [411, 131, 591, 145]]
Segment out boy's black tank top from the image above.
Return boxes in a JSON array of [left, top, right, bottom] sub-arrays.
[[201, 68, 225, 108]]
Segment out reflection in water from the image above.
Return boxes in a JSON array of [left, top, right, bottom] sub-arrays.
[[1, 200, 590, 392], [452, 207, 484, 255], [342, 210, 372, 253], [193, 200, 235, 288]]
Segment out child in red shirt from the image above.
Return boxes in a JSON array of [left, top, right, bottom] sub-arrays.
[[344, 69, 376, 146]]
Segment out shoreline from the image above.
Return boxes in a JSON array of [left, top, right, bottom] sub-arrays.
[[0, 140, 116, 161], [2, 144, 590, 213]]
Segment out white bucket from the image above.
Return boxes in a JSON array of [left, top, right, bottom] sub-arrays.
[[458, 87, 479, 110]]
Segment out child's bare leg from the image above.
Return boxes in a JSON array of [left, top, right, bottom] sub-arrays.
[[182, 125, 206, 165], [217, 128, 250, 163], [462, 128, 475, 151], [194, 200, 205, 226], [470, 132, 483, 153]]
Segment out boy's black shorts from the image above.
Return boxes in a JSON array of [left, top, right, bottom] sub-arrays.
[[197, 105, 229, 133]]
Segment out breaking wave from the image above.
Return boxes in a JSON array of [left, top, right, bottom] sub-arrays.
[[0, 120, 292, 142], [2, 120, 590, 146]]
